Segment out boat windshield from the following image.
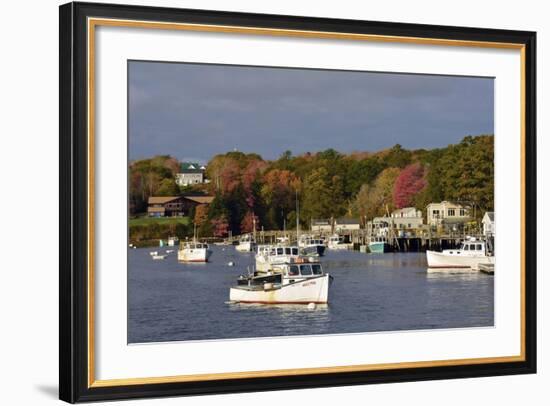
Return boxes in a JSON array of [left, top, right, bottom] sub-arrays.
[[299, 264, 313, 276], [311, 264, 323, 275], [289, 265, 299, 276]]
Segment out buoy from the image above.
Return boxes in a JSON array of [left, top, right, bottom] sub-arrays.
[[228, 261, 235, 267], [149, 251, 158, 256], [307, 302, 316, 310]]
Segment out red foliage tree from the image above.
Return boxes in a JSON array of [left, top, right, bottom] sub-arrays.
[[240, 211, 259, 233], [393, 163, 427, 209], [211, 215, 230, 238], [219, 160, 241, 196]]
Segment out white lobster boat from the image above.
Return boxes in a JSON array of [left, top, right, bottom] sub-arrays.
[[255, 245, 301, 272], [178, 241, 212, 262], [167, 236, 179, 247], [426, 239, 494, 271], [235, 234, 256, 252], [327, 234, 352, 250], [298, 235, 326, 257], [229, 259, 332, 304]]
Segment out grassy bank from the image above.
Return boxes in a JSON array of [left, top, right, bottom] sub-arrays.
[[129, 216, 190, 227], [129, 216, 193, 245]]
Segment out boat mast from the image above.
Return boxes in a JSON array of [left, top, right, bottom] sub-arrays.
[[253, 213, 257, 242], [296, 189, 300, 243]]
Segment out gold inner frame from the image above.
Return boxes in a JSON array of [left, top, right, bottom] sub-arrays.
[[87, 17, 527, 388]]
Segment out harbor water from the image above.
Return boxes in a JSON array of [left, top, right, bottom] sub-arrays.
[[128, 245, 493, 343]]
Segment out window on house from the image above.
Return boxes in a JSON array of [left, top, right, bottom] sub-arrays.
[[433, 210, 439, 217], [460, 208, 467, 216], [448, 209, 455, 216]]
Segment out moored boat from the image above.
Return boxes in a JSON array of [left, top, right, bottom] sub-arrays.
[[229, 259, 332, 304], [255, 244, 301, 272], [298, 235, 326, 257], [426, 238, 494, 271], [178, 241, 212, 262], [167, 236, 179, 246], [369, 236, 391, 253], [235, 234, 256, 252], [327, 234, 352, 250]]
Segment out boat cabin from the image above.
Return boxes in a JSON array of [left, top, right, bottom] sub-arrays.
[[182, 242, 208, 250], [299, 236, 325, 246], [257, 245, 300, 256], [287, 263, 324, 277]]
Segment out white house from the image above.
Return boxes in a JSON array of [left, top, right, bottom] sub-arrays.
[[334, 218, 361, 232], [391, 207, 424, 229], [310, 219, 332, 233], [482, 211, 495, 237], [426, 201, 471, 227], [175, 163, 206, 187]]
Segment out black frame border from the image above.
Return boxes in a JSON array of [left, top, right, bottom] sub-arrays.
[[59, 1, 537, 403]]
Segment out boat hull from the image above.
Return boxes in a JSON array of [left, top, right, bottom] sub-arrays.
[[369, 242, 390, 253], [426, 250, 495, 270], [178, 248, 212, 262], [229, 274, 330, 304], [328, 243, 352, 250], [235, 242, 255, 252]]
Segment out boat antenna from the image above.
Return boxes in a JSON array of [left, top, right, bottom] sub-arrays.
[[253, 213, 257, 242], [296, 189, 300, 243]]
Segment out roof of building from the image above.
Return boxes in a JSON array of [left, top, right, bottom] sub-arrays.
[[183, 195, 215, 204], [148, 196, 181, 205], [483, 212, 495, 222], [311, 219, 331, 225], [426, 201, 469, 208], [180, 162, 206, 173], [336, 217, 360, 225], [393, 207, 417, 213]]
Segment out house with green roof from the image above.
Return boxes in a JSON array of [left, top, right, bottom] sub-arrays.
[[175, 162, 207, 186]]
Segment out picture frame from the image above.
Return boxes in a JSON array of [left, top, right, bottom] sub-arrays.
[[59, 1, 537, 403]]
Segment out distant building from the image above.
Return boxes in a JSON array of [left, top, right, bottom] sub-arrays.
[[147, 196, 187, 217], [391, 207, 423, 229], [147, 194, 215, 217], [482, 212, 495, 237], [367, 208, 424, 238], [335, 218, 361, 232], [311, 219, 332, 233], [175, 162, 207, 187], [426, 201, 471, 227]]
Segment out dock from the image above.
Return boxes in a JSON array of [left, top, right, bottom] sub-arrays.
[[223, 229, 484, 253]]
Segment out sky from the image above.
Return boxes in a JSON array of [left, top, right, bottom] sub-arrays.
[[128, 61, 494, 163]]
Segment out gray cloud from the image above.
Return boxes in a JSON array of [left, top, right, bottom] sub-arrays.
[[129, 61, 494, 162]]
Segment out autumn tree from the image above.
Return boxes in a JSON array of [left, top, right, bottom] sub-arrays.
[[352, 167, 401, 219], [393, 163, 427, 208], [211, 215, 230, 238], [240, 211, 259, 233], [194, 204, 209, 227], [156, 178, 180, 196]]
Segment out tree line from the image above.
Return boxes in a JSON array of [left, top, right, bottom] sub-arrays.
[[129, 135, 494, 238]]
